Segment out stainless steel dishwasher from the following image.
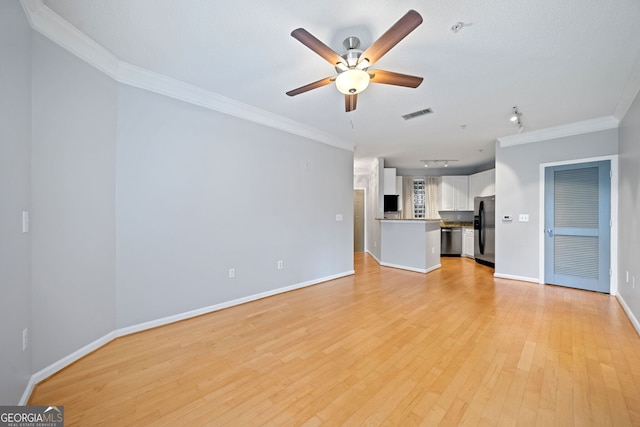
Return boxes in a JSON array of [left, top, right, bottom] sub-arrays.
[[440, 227, 462, 256]]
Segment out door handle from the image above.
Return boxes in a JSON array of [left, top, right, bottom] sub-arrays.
[[545, 229, 554, 237]]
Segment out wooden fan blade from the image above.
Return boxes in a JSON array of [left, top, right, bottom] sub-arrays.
[[286, 76, 335, 96], [369, 70, 423, 88], [291, 28, 346, 67], [359, 10, 423, 66], [345, 94, 357, 112]]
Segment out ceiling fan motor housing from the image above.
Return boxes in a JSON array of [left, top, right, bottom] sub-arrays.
[[337, 37, 366, 70]]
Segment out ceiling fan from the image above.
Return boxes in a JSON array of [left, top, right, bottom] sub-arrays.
[[286, 10, 424, 112]]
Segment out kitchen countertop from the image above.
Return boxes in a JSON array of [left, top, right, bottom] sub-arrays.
[[376, 218, 440, 222], [440, 221, 474, 228]]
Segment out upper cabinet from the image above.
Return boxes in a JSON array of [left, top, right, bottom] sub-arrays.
[[441, 176, 469, 211], [468, 169, 495, 207], [383, 168, 397, 195]]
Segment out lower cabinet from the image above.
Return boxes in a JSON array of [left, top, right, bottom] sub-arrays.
[[463, 227, 475, 258]]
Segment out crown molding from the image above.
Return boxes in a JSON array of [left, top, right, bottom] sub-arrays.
[[20, 0, 354, 153], [117, 62, 353, 151], [497, 116, 619, 148], [21, 0, 120, 79]]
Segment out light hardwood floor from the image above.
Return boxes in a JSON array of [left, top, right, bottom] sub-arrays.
[[30, 254, 640, 426]]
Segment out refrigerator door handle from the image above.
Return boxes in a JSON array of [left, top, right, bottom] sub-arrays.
[[478, 201, 485, 254]]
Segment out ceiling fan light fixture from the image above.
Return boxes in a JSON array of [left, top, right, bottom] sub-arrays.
[[335, 62, 348, 72], [356, 58, 370, 70], [335, 69, 370, 94]]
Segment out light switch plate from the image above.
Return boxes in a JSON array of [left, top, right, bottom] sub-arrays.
[[22, 211, 29, 233]]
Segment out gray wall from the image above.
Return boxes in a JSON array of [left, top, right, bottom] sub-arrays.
[[1, 3, 354, 400], [115, 85, 354, 327], [30, 33, 118, 371], [0, 0, 32, 404], [495, 129, 618, 281], [619, 90, 640, 319]]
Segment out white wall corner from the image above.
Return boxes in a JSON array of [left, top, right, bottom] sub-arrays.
[[614, 53, 640, 120], [21, 0, 120, 79], [366, 249, 382, 265], [19, 0, 41, 27], [19, 331, 117, 405], [497, 116, 620, 148]]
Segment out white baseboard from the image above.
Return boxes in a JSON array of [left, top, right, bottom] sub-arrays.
[[493, 272, 540, 284], [19, 270, 354, 405], [616, 294, 640, 336], [19, 331, 117, 405], [115, 270, 355, 337], [365, 250, 382, 265], [425, 264, 442, 274], [379, 262, 441, 274]]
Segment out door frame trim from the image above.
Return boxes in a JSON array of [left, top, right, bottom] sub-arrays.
[[354, 186, 368, 251], [538, 154, 618, 294], [354, 189, 366, 252]]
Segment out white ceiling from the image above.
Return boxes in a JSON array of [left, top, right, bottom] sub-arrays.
[[40, 0, 640, 173]]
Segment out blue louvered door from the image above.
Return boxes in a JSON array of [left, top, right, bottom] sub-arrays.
[[544, 161, 611, 293]]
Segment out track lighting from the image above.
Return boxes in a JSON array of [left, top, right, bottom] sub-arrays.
[[510, 106, 525, 133], [421, 160, 457, 168], [510, 106, 520, 122]]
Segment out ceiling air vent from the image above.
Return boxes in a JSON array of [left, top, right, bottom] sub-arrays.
[[402, 108, 433, 120]]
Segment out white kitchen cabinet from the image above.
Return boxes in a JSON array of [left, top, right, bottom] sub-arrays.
[[468, 168, 495, 207], [383, 168, 397, 195], [441, 176, 469, 210], [468, 174, 481, 208], [463, 227, 475, 258]]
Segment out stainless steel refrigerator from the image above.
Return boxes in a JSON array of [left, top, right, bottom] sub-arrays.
[[474, 195, 495, 267]]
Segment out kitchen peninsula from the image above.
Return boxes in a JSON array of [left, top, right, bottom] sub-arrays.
[[377, 219, 441, 273]]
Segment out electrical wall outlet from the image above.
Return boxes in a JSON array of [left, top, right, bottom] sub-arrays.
[[22, 328, 28, 351], [277, 260, 283, 270], [519, 214, 529, 222], [228, 268, 235, 278]]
